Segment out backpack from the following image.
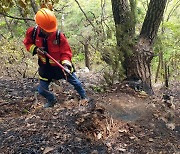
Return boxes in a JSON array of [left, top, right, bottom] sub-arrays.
[[31, 26, 76, 71], [32, 25, 61, 45]]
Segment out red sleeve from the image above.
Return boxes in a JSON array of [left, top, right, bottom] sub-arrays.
[[59, 33, 73, 62], [23, 27, 35, 52]]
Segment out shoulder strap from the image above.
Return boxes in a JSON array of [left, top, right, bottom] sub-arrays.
[[56, 30, 61, 45], [32, 25, 38, 44], [32, 26, 61, 45]]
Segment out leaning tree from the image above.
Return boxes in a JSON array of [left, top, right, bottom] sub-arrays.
[[111, 0, 167, 94]]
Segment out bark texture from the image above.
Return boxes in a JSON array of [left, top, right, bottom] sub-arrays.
[[84, 43, 90, 70], [111, 0, 167, 94], [111, 0, 134, 41], [140, 0, 167, 44]]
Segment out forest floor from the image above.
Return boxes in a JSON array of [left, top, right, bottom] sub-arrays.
[[0, 71, 179, 154]]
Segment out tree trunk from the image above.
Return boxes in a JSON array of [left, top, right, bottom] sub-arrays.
[[155, 51, 163, 83], [30, 0, 38, 14], [129, 0, 137, 35], [84, 43, 90, 70], [61, 14, 65, 32], [124, 38, 154, 94], [140, 0, 167, 43], [111, 0, 134, 41], [111, 0, 135, 75], [111, 0, 167, 94]]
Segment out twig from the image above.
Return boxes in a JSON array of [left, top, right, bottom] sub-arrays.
[[0, 102, 10, 106], [0, 101, 17, 107], [0, 12, 34, 21], [166, 0, 180, 22], [74, 0, 99, 34], [33, 70, 38, 79]]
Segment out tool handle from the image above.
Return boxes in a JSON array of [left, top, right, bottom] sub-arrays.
[[39, 49, 71, 75]]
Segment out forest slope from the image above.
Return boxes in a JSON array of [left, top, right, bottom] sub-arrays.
[[0, 72, 179, 154]]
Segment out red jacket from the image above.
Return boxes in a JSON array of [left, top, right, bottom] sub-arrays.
[[23, 26, 72, 67]]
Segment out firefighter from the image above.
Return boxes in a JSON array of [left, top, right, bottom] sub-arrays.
[[23, 8, 88, 108]]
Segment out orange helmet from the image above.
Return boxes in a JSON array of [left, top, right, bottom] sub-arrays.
[[35, 8, 57, 32]]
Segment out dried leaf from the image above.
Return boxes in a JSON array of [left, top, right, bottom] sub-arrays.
[[97, 133, 102, 139], [117, 147, 126, 152], [43, 147, 54, 154], [119, 128, 128, 133], [91, 150, 98, 154], [148, 138, 154, 142], [166, 123, 175, 130]]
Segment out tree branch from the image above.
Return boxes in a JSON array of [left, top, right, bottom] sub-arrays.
[[166, 0, 180, 21], [140, 0, 167, 44], [0, 12, 34, 21], [74, 0, 99, 34]]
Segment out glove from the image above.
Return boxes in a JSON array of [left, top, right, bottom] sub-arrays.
[[62, 63, 72, 74], [32, 47, 44, 56], [62, 60, 73, 74]]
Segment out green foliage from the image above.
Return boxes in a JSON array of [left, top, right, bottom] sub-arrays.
[[0, 0, 14, 12], [101, 45, 125, 85], [54, 0, 114, 54], [0, 0, 179, 84], [103, 63, 125, 86], [0, 20, 6, 27], [152, 17, 180, 81], [136, 1, 148, 22], [21, 108, 29, 114], [72, 52, 85, 63], [0, 38, 38, 78], [91, 85, 104, 93]]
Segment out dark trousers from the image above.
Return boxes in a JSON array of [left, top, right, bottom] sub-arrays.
[[38, 73, 86, 103]]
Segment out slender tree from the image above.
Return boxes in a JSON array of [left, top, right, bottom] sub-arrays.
[[111, 0, 167, 94], [30, 0, 39, 14]]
